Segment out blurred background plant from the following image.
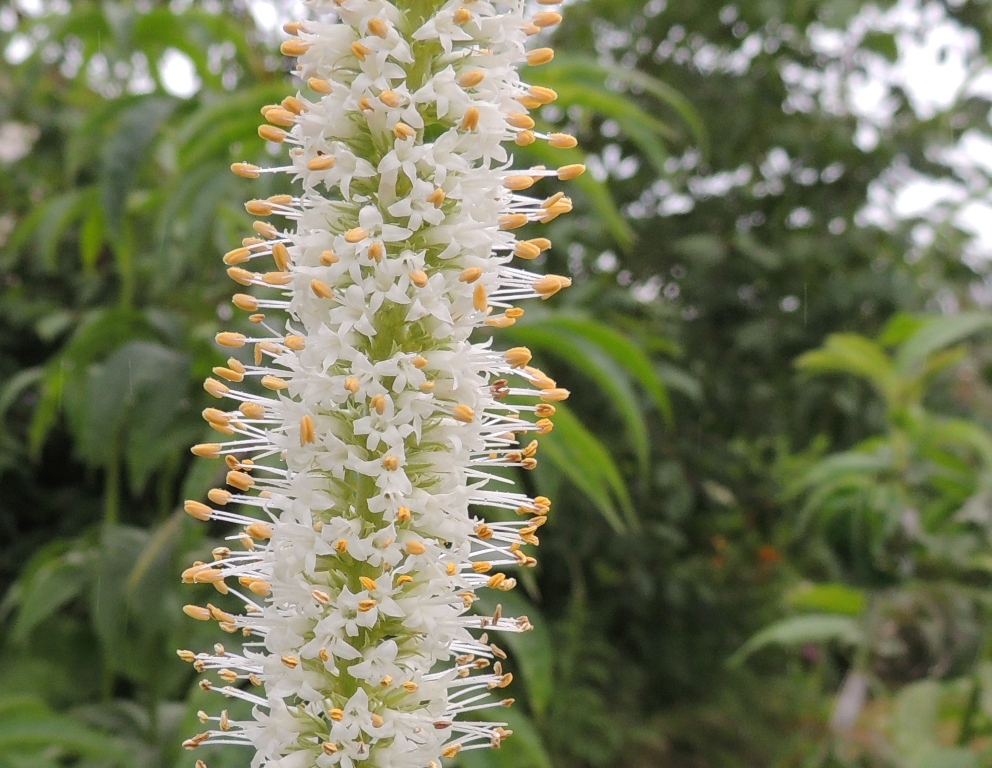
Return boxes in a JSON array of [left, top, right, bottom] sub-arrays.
[[5, 0, 992, 767]]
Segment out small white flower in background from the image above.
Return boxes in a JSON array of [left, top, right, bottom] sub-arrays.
[[178, 0, 581, 766]]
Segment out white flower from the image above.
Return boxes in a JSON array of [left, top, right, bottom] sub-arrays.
[[180, 1, 579, 767]]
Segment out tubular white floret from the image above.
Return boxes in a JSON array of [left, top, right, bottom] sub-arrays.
[[181, 1, 576, 766]]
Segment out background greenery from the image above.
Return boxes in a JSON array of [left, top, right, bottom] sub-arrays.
[[5, 0, 992, 766]]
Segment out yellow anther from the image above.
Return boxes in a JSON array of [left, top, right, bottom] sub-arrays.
[[409, 269, 429, 287], [300, 415, 316, 446], [395, 574, 414, 585], [484, 314, 516, 329], [504, 347, 532, 367], [208, 488, 232, 506], [488, 573, 507, 589], [203, 378, 229, 398], [506, 112, 535, 130], [240, 402, 265, 419], [183, 605, 212, 621], [529, 85, 558, 104], [453, 404, 475, 423], [459, 70, 485, 88], [541, 387, 570, 402], [526, 47, 555, 65], [517, 95, 543, 110], [534, 10, 563, 26], [178, 649, 196, 663], [382, 455, 400, 471], [311, 588, 331, 604], [320, 249, 339, 265], [533, 274, 572, 298], [245, 199, 274, 216], [261, 375, 289, 391], [412, 356, 429, 369], [405, 540, 426, 555], [193, 567, 225, 584], [258, 125, 288, 143], [264, 107, 296, 126], [367, 17, 388, 37], [397, 506, 411, 522], [358, 96, 373, 112], [370, 713, 385, 728], [253, 221, 278, 239], [344, 376, 361, 393], [335, 538, 349, 553], [472, 561, 492, 573], [329, 708, 344, 722], [231, 162, 260, 179], [284, 334, 305, 350], [453, 7, 472, 23], [280, 38, 309, 57], [525, 365, 556, 389], [232, 294, 258, 313], [503, 174, 535, 191], [522, 458, 538, 470], [191, 443, 222, 459], [370, 394, 387, 414], [282, 96, 306, 115], [459, 267, 482, 283], [515, 130, 536, 146], [282, 21, 305, 34], [262, 271, 292, 285], [442, 745, 461, 759], [318, 648, 330, 662], [308, 154, 336, 171], [246, 522, 273, 539], [426, 187, 445, 207], [514, 241, 541, 259], [499, 213, 528, 230], [223, 471, 252, 492], [522, 22, 541, 35], [184, 500, 213, 521], [380, 89, 401, 107], [460, 106, 480, 131], [215, 332, 247, 348], [322, 742, 338, 755], [308, 77, 333, 94], [473, 283, 488, 311], [344, 227, 368, 243], [380, 675, 393, 687], [393, 122, 416, 140], [419, 381, 436, 391], [268, 194, 293, 205], [281, 654, 300, 669], [558, 163, 586, 180], [351, 41, 372, 60], [548, 132, 577, 148], [227, 267, 255, 286], [360, 576, 378, 591], [311, 279, 334, 299], [357, 599, 378, 612], [368, 241, 384, 261]]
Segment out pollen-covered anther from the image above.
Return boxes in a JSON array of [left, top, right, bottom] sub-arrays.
[[184, 500, 213, 521], [504, 347, 532, 368], [183, 605, 212, 621], [460, 107, 480, 131], [368, 241, 384, 261], [473, 283, 488, 311], [263, 107, 296, 127], [258, 125, 288, 143], [227, 471, 255, 491], [458, 267, 482, 283], [320, 249, 339, 265], [308, 77, 333, 94], [344, 376, 361, 393], [558, 163, 586, 180], [503, 174, 535, 191], [191, 443, 222, 459], [231, 162, 260, 179], [203, 378, 229, 398], [393, 122, 416, 140], [345, 227, 368, 243], [405, 540, 426, 555], [322, 742, 338, 755], [506, 112, 535, 130], [453, 404, 475, 423], [261, 375, 289, 391], [396, 506, 411, 523], [246, 521, 273, 539], [548, 132, 578, 149], [382, 455, 400, 471], [183, 733, 210, 750], [529, 85, 558, 104], [526, 47, 555, 65], [300, 414, 316, 445], [534, 10, 563, 26], [453, 7, 472, 23], [351, 41, 372, 60], [409, 269, 429, 287], [308, 153, 336, 171], [459, 70, 485, 88], [240, 402, 265, 419], [227, 267, 255, 286], [280, 38, 310, 57], [442, 745, 461, 759], [311, 279, 334, 299], [515, 130, 536, 146], [499, 213, 529, 230], [541, 388, 570, 402], [215, 332, 247, 348], [370, 394, 387, 414], [533, 274, 572, 298], [379, 89, 401, 107]]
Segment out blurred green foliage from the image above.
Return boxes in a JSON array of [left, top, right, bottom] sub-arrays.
[[5, 0, 992, 767]]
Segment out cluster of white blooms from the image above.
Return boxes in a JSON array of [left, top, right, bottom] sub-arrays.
[[178, 1, 583, 767]]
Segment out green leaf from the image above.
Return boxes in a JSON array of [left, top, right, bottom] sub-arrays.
[[10, 546, 90, 644], [895, 313, 992, 375], [0, 718, 126, 761], [785, 583, 867, 616], [100, 96, 178, 230], [729, 614, 862, 665], [536, 403, 635, 532], [796, 333, 896, 398]]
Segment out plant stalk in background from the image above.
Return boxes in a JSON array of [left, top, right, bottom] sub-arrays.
[[177, 0, 580, 766]]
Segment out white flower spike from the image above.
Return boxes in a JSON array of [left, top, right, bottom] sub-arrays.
[[180, 0, 581, 766]]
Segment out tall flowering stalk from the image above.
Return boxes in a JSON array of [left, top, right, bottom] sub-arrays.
[[178, 1, 581, 766]]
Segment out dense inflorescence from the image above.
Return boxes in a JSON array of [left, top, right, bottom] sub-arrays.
[[178, 1, 581, 766]]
